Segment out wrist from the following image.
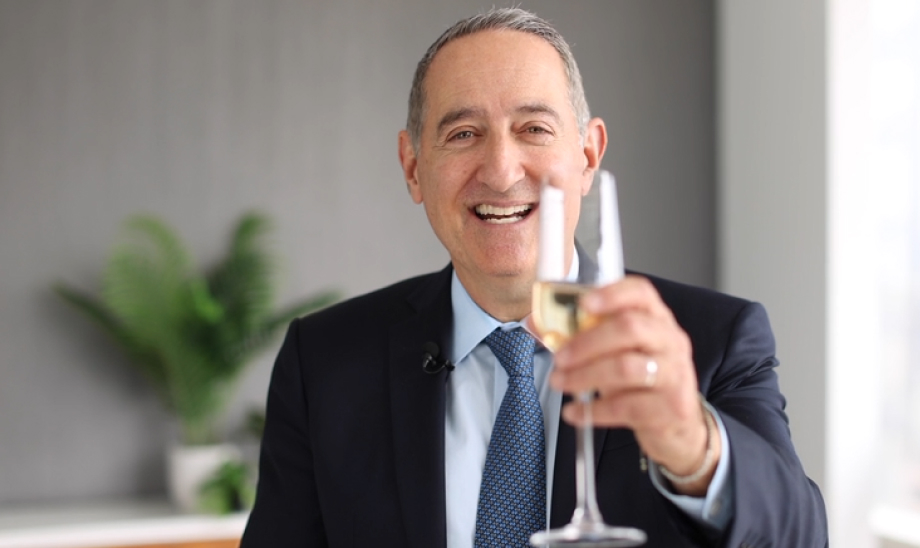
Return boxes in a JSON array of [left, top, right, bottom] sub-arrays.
[[655, 396, 720, 496]]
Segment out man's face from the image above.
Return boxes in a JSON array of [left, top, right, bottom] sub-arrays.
[[399, 29, 606, 304]]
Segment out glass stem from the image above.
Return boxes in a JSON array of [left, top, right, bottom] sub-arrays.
[[573, 390, 604, 526]]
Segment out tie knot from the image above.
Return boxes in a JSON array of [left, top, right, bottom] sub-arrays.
[[483, 328, 536, 378]]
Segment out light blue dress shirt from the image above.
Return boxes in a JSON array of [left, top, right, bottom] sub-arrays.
[[443, 257, 733, 548]]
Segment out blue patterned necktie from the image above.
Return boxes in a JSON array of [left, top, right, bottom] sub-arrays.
[[474, 328, 546, 548]]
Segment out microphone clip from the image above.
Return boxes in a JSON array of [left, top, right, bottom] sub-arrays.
[[422, 342, 454, 375]]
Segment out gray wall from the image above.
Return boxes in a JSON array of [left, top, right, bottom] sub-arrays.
[[717, 0, 827, 494], [0, 0, 714, 505]]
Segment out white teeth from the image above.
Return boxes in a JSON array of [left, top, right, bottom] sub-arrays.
[[486, 216, 523, 224], [474, 204, 533, 216], [474, 203, 534, 224]]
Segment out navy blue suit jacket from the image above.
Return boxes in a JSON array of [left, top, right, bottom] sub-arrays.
[[241, 265, 827, 547]]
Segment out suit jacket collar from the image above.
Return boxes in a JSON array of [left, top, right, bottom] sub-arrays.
[[389, 265, 453, 548]]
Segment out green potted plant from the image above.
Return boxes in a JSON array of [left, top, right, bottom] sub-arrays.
[[55, 212, 337, 511]]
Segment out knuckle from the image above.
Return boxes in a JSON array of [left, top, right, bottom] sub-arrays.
[[617, 313, 644, 339], [636, 276, 656, 297], [597, 356, 620, 389]]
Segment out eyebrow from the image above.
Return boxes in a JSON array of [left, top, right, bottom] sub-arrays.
[[434, 103, 564, 137], [436, 107, 485, 137], [517, 102, 563, 125]]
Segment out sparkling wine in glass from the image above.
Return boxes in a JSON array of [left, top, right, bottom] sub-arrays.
[[529, 171, 647, 547]]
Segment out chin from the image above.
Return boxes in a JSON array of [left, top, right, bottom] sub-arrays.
[[453, 243, 537, 282], [482, 258, 537, 282]]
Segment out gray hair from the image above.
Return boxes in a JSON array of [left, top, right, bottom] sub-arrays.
[[406, 7, 591, 151]]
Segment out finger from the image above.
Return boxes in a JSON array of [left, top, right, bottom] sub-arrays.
[[561, 389, 652, 429], [580, 275, 671, 318], [564, 389, 712, 476], [563, 387, 697, 432], [555, 309, 673, 370], [551, 351, 663, 395]]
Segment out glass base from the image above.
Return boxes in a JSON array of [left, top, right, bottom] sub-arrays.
[[530, 523, 647, 548]]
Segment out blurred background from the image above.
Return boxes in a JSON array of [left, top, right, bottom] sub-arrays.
[[0, 1, 916, 547]]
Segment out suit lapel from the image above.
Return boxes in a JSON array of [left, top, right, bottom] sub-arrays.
[[389, 266, 453, 548]]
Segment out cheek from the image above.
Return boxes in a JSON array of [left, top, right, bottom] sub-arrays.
[[420, 158, 473, 199], [564, 193, 583, 230], [414, 174, 456, 220]]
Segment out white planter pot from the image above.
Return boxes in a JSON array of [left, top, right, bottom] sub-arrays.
[[166, 443, 241, 513]]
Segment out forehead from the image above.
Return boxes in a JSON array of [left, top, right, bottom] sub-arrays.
[[422, 30, 573, 126]]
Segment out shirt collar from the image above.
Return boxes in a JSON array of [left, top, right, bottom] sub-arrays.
[[449, 251, 580, 365]]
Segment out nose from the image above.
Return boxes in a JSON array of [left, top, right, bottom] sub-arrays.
[[477, 133, 525, 193]]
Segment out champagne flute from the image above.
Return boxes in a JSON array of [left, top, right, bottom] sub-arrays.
[[529, 170, 647, 547]]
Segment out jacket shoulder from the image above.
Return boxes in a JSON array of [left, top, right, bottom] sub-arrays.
[[637, 272, 773, 364], [293, 266, 451, 335], [640, 273, 753, 320]]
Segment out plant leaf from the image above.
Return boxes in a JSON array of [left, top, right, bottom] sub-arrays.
[[53, 283, 168, 391], [55, 212, 340, 445], [231, 290, 341, 363]]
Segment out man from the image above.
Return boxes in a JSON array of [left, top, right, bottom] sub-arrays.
[[241, 8, 827, 548]]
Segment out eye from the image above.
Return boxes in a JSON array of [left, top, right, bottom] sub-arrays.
[[521, 124, 555, 138], [449, 130, 475, 141], [520, 124, 555, 143]]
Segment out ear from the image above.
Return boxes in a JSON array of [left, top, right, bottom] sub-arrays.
[[398, 130, 424, 204], [580, 117, 608, 196]]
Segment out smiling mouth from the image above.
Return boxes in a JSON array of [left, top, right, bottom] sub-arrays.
[[473, 203, 535, 224]]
